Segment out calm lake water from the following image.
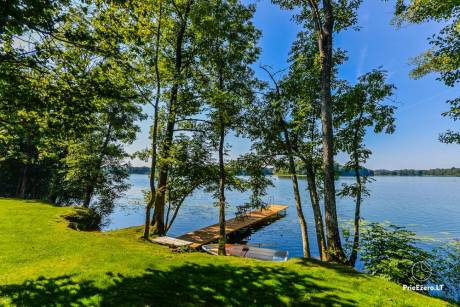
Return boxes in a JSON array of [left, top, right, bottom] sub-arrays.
[[103, 175, 460, 260]]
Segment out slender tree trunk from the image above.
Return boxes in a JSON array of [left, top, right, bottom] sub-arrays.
[[18, 164, 28, 198], [165, 182, 201, 233], [349, 165, 362, 267], [349, 112, 364, 267], [152, 0, 192, 236], [288, 156, 311, 258], [83, 185, 94, 208], [47, 172, 59, 204], [48, 192, 57, 205], [280, 123, 310, 258], [144, 0, 163, 240], [83, 123, 112, 208], [165, 195, 185, 233], [262, 65, 311, 258], [315, 0, 346, 262], [304, 162, 328, 261], [218, 119, 227, 256], [15, 173, 22, 196]]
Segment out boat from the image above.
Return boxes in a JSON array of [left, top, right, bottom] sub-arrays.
[[202, 244, 288, 262]]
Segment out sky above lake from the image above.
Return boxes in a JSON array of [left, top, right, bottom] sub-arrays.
[[128, 0, 460, 170]]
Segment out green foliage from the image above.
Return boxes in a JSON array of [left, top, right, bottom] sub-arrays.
[[273, 0, 362, 32], [393, 1, 460, 145], [0, 1, 145, 215], [0, 0, 66, 32], [430, 241, 460, 302], [189, 0, 263, 211], [237, 154, 274, 209], [439, 97, 460, 144], [164, 133, 218, 230], [335, 69, 396, 209], [359, 222, 433, 285]]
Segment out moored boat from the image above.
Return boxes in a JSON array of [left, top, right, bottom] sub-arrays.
[[202, 244, 288, 262]]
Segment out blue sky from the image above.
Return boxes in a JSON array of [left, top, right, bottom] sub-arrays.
[[128, 0, 460, 170]]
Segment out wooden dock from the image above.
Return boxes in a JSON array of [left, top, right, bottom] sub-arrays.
[[176, 204, 288, 249]]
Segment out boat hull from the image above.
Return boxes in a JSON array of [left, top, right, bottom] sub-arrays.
[[202, 244, 288, 262]]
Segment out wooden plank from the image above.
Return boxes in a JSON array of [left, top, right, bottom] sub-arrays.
[[177, 204, 288, 248], [152, 236, 192, 247]]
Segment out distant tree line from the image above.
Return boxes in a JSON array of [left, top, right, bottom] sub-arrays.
[[276, 165, 460, 177], [130, 164, 460, 178], [275, 163, 375, 178], [374, 168, 460, 177]]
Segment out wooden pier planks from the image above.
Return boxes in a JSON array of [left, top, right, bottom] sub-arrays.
[[176, 204, 288, 249], [152, 236, 193, 247]]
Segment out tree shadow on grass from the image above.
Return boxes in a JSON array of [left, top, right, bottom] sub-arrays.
[[294, 258, 369, 279], [0, 263, 358, 306]]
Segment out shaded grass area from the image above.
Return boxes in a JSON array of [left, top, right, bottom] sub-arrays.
[[0, 198, 453, 306]]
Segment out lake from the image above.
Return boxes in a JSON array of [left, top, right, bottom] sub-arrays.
[[103, 175, 460, 260]]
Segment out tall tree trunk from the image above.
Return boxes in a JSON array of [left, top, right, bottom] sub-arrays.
[[315, 0, 346, 262], [144, 0, 163, 240], [218, 122, 226, 256], [152, 0, 192, 236], [304, 161, 328, 261]]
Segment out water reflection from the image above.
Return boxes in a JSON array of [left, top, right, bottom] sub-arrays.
[[103, 175, 460, 259]]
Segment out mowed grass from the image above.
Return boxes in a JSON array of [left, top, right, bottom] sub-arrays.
[[0, 198, 453, 306]]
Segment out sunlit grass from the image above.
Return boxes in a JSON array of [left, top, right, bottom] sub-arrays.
[[0, 198, 453, 306]]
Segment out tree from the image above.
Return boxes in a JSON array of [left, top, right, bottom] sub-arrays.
[[192, 0, 261, 254], [0, 0, 146, 215], [48, 2, 146, 209], [151, 0, 196, 236], [129, 0, 166, 240], [0, 0, 67, 62], [273, 0, 362, 263], [335, 69, 396, 266], [253, 66, 311, 258], [163, 133, 217, 233], [393, 1, 460, 145], [280, 31, 347, 261]]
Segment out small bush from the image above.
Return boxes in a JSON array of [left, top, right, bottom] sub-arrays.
[[359, 222, 433, 286], [65, 208, 101, 231]]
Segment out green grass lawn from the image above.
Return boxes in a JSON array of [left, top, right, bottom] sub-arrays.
[[0, 198, 453, 306]]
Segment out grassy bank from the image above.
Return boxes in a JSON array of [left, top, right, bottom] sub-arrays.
[[0, 198, 452, 306]]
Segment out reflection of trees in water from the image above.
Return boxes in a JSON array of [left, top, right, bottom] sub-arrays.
[[99, 193, 146, 228]]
